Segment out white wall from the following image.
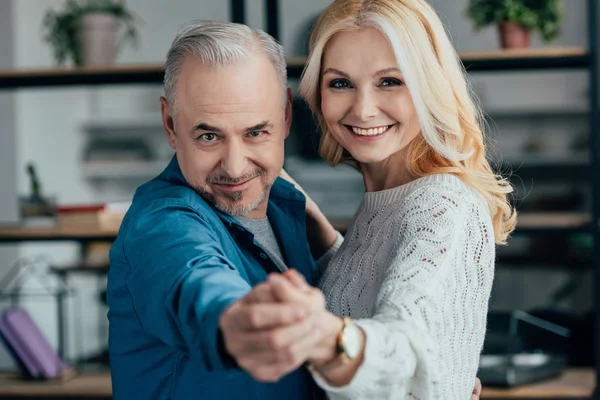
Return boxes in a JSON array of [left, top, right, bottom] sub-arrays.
[[0, 0, 20, 370], [10, 0, 231, 362], [0, 0, 593, 363]]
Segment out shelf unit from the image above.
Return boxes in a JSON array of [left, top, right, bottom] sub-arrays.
[[0, 368, 591, 399], [81, 160, 167, 180], [0, 0, 598, 397], [0, 49, 591, 88], [0, 211, 589, 242]]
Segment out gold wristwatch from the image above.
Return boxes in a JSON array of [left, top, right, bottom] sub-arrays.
[[337, 316, 362, 362], [308, 316, 362, 373]]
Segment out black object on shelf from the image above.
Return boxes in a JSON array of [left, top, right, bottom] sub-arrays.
[[478, 353, 568, 388], [478, 310, 571, 387]]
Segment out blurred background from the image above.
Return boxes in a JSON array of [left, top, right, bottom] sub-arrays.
[[0, 0, 598, 397]]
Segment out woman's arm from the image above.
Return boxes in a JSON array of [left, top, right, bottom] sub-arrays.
[[279, 168, 342, 262], [306, 187, 493, 399]]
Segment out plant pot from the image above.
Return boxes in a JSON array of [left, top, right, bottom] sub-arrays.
[[80, 13, 120, 66], [498, 22, 531, 49]]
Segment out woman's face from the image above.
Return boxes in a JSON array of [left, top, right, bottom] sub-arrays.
[[320, 27, 421, 165]]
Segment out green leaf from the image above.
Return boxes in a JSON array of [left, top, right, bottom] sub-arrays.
[[465, 0, 562, 42]]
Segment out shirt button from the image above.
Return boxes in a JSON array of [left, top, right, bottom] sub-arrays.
[[259, 252, 268, 259]]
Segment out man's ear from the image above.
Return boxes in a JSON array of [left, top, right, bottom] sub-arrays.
[[160, 96, 177, 149], [284, 88, 293, 139]]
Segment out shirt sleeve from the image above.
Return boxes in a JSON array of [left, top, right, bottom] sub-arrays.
[[313, 186, 486, 399], [122, 200, 252, 371]]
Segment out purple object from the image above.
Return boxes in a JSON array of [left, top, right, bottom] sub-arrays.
[[0, 308, 68, 379]]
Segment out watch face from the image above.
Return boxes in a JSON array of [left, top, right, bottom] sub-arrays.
[[343, 323, 362, 360]]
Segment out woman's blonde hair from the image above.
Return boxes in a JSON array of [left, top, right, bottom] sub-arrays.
[[298, 0, 516, 244]]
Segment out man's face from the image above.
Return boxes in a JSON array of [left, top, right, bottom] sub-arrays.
[[160, 53, 292, 218]]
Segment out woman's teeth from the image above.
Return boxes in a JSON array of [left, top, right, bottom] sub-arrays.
[[351, 125, 391, 136]]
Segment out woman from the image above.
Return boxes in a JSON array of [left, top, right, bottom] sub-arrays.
[[258, 0, 516, 398]]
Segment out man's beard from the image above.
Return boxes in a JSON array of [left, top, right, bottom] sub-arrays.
[[195, 169, 272, 216]]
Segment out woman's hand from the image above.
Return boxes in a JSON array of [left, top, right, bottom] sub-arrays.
[[263, 270, 342, 366], [279, 168, 320, 215], [279, 169, 339, 259]]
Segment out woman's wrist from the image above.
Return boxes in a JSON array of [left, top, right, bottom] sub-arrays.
[[308, 312, 343, 368], [307, 315, 366, 387]]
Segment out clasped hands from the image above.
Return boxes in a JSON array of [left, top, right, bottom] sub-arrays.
[[219, 269, 343, 382]]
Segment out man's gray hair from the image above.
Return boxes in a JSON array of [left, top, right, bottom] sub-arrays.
[[164, 20, 288, 113]]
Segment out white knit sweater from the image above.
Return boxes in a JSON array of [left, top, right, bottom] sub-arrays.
[[314, 174, 495, 400]]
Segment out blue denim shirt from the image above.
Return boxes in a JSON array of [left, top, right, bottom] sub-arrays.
[[107, 156, 324, 400]]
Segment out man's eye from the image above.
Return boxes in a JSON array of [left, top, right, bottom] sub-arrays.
[[199, 133, 217, 141], [247, 131, 264, 138], [328, 79, 352, 89]]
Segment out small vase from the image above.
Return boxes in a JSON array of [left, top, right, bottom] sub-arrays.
[[80, 13, 120, 67], [498, 21, 531, 50]]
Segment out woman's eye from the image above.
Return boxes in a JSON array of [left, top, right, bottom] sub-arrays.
[[380, 78, 403, 87], [329, 79, 352, 89]]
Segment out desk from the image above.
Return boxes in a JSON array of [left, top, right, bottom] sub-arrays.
[[0, 372, 111, 399], [0, 369, 593, 399], [482, 368, 595, 398]]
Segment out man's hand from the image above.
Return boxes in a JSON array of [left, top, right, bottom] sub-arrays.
[[218, 278, 331, 382], [263, 271, 342, 367]]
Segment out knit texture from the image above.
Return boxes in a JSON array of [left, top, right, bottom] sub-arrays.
[[315, 174, 495, 400]]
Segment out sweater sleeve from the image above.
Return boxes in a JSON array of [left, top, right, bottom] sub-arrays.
[[315, 230, 344, 273], [313, 185, 484, 399]]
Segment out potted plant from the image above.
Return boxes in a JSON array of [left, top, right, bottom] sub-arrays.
[[466, 0, 562, 49], [42, 0, 139, 67]]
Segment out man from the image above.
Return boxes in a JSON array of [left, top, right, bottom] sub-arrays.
[[107, 19, 483, 400], [106, 19, 337, 400]]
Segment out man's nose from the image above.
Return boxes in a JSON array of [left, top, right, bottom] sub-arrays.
[[220, 140, 249, 178], [352, 89, 378, 122]]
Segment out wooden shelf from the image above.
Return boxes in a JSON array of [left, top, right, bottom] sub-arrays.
[[0, 212, 589, 243], [481, 368, 594, 398], [50, 264, 110, 275], [461, 47, 590, 71], [0, 369, 591, 398], [503, 153, 590, 167], [82, 160, 167, 179], [0, 47, 590, 89], [0, 371, 111, 398], [0, 226, 117, 243], [516, 212, 591, 233], [332, 212, 592, 235], [497, 253, 592, 269], [486, 108, 588, 119], [0, 63, 165, 89]]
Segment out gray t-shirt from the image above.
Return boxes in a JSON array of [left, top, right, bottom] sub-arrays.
[[234, 215, 287, 272]]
